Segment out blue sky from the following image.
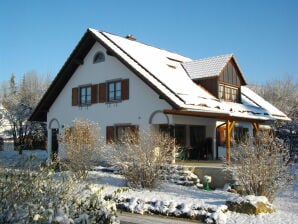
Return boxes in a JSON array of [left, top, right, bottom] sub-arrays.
[[0, 0, 297, 84]]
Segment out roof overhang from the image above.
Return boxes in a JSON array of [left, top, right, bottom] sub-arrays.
[[163, 109, 270, 123], [29, 30, 96, 121], [29, 29, 180, 122]]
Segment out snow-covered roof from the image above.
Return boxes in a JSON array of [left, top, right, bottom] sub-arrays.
[[90, 29, 289, 121], [241, 86, 290, 121], [91, 29, 220, 108], [29, 28, 290, 122]]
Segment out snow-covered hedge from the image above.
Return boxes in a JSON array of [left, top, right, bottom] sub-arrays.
[[115, 195, 228, 224]]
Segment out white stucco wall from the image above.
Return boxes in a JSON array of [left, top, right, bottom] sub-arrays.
[[47, 42, 172, 141]]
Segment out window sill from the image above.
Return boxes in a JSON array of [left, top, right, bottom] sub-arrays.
[[79, 103, 92, 107], [106, 100, 122, 104]]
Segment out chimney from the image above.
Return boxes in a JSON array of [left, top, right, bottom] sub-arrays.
[[125, 34, 137, 41]]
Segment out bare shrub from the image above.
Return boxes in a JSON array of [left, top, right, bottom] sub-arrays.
[[224, 132, 295, 202], [59, 119, 103, 179], [107, 128, 177, 189]]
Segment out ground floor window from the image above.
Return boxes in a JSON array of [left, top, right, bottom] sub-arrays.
[[159, 125, 186, 146], [234, 126, 249, 143], [217, 124, 249, 145], [106, 125, 139, 143], [216, 125, 226, 146]]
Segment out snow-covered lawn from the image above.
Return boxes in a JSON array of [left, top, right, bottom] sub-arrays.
[[0, 149, 297, 224]]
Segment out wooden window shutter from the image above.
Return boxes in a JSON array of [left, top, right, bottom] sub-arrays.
[[98, 83, 106, 103], [106, 126, 114, 144], [72, 87, 78, 106], [121, 79, 129, 100], [131, 125, 139, 144], [131, 125, 139, 133], [91, 84, 98, 104]]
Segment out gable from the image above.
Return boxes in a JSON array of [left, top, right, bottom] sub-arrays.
[[219, 60, 245, 86], [183, 54, 247, 85], [29, 31, 96, 121]]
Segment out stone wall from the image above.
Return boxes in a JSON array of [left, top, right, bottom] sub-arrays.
[[193, 166, 233, 188]]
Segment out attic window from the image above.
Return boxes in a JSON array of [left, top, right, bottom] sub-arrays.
[[93, 51, 105, 63]]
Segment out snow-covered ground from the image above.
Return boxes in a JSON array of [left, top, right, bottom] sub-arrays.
[[0, 149, 297, 224]]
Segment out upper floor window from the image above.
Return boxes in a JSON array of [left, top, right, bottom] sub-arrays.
[[93, 51, 105, 63], [72, 79, 129, 106], [80, 86, 91, 105], [219, 84, 239, 102], [108, 81, 122, 102]]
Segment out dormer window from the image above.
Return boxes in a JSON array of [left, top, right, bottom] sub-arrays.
[[93, 51, 105, 63], [219, 84, 239, 102]]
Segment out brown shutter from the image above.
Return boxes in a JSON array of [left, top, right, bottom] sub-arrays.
[[121, 79, 129, 100], [106, 126, 114, 144], [91, 84, 98, 104], [130, 125, 139, 144], [131, 125, 139, 133], [72, 87, 78, 106], [98, 83, 106, 103]]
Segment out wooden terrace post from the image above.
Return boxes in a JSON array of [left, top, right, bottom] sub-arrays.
[[252, 122, 260, 133], [225, 120, 235, 162]]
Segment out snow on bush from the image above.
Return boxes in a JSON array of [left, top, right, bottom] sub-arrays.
[[224, 132, 295, 202], [0, 156, 121, 224], [115, 194, 228, 224], [59, 119, 104, 179], [106, 129, 177, 189]]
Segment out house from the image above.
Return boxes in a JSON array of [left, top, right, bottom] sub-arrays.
[[29, 28, 289, 161]]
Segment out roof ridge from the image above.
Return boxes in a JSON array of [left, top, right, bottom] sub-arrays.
[[89, 28, 191, 61], [185, 53, 234, 64]]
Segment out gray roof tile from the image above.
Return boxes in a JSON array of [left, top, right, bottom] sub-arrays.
[[182, 54, 233, 79]]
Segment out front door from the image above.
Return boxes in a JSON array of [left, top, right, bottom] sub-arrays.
[[190, 126, 206, 160], [51, 128, 59, 160]]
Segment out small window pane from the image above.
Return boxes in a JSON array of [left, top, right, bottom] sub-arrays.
[[86, 95, 91, 103], [109, 83, 114, 91], [219, 85, 224, 99], [231, 89, 237, 102], [116, 91, 121, 100], [109, 92, 114, 101], [87, 87, 91, 95], [108, 81, 122, 102], [80, 86, 91, 105], [225, 87, 230, 100], [116, 82, 121, 90]]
